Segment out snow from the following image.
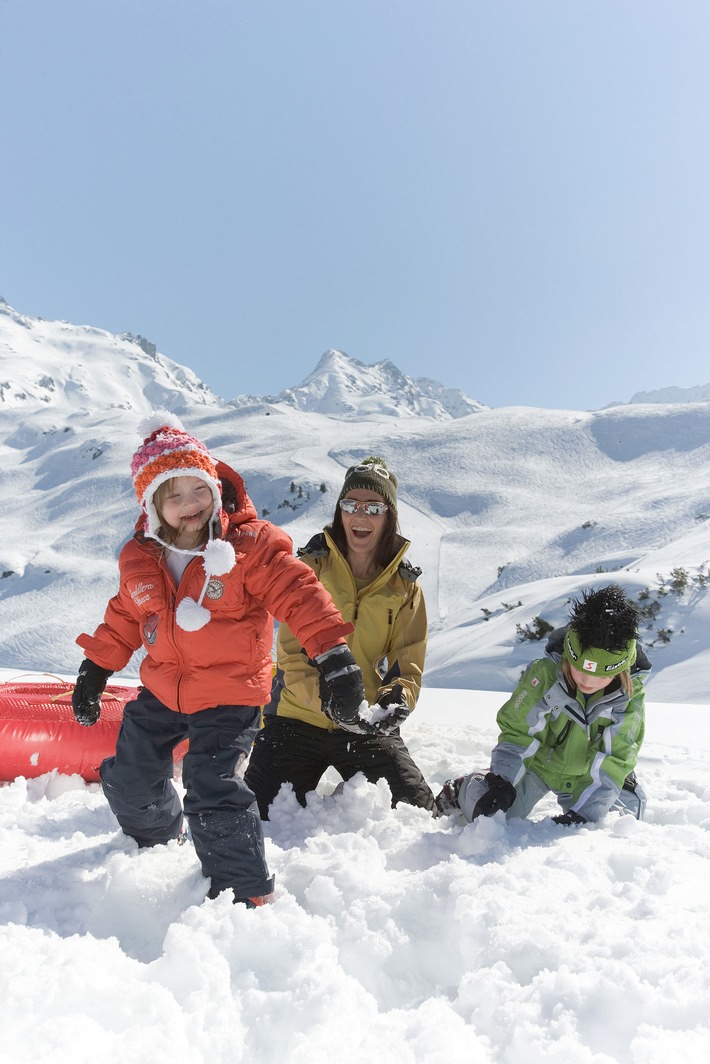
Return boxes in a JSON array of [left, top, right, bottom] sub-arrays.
[[2, 302, 710, 1060], [2, 671, 710, 1062]]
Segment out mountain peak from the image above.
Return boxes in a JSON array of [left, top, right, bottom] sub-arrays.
[[269, 348, 485, 420]]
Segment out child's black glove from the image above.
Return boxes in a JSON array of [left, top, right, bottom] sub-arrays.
[[552, 810, 587, 826], [435, 776, 465, 816], [72, 658, 113, 726], [314, 644, 372, 734], [471, 772, 517, 818], [371, 684, 411, 735]]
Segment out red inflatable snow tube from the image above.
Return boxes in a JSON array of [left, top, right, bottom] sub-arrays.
[[0, 678, 188, 783]]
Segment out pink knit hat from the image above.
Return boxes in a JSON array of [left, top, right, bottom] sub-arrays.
[[132, 411, 236, 632]]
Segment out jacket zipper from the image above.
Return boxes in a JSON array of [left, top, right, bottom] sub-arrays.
[[546, 719, 573, 762]]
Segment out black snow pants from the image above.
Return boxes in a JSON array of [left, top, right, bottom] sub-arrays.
[[244, 714, 437, 820], [100, 688, 273, 898]]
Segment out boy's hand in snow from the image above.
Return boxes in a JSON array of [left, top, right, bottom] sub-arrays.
[[552, 810, 587, 826], [471, 772, 517, 818], [71, 659, 113, 726]]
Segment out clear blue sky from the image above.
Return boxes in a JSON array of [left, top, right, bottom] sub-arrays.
[[2, 0, 708, 410]]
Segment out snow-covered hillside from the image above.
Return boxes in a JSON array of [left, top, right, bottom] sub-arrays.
[[2, 301, 709, 701], [0, 299, 217, 413]]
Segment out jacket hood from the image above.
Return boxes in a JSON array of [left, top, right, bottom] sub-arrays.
[[215, 459, 258, 529]]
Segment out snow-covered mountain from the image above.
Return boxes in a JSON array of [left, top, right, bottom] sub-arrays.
[[231, 347, 486, 420], [2, 301, 710, 700], [0, 299, 218, 415], [628, 382, 710, 405]]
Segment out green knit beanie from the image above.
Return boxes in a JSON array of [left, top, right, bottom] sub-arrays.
[[337, 456, 398, 512], [563, 627, 637, 677]]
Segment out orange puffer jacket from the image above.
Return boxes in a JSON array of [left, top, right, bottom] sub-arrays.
[[77, 461, 352, 713]]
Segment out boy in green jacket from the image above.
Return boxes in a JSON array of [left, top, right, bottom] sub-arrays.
[[437, 585, 649, 825]]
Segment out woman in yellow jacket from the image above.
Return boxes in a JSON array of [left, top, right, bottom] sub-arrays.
[[245, 457, 436, 817]]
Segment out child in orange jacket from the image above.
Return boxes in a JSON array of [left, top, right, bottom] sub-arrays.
[[73, 411, 367, 905]]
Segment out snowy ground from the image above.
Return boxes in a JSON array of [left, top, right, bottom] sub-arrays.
[[2, 672, 709, 1064]]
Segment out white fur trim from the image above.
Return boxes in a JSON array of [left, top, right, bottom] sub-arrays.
[[175, 597, 211, 632], [142, 469, 221, 538]]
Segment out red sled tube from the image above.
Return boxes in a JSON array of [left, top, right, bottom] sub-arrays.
[[0, 679, 188, 783]]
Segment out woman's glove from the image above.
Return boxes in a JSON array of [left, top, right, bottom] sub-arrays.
[[371, 684, 411, 735], [314, 645, 372, 734], [71, 659, 113, 726]]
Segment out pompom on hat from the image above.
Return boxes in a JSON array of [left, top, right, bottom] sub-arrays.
[[337, 456, 398, 512], [131, 411, 236, 632]]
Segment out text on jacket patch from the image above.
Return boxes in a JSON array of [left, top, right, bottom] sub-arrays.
[[130, 581, 154, 607]]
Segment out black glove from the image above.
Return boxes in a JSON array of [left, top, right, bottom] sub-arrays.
[[435, 776, 464, 816], [314, 644, 371, 734], [71, 658, 113, 726], [471, 772, 517, 818], [371, 684, 411, 735], [552, 810, 587, 826]]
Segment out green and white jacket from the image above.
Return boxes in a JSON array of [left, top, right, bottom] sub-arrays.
[[489, 627, 651, 821]]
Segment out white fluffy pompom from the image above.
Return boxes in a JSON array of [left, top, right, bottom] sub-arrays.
[[176, 597, 211, 632], [138, 410, 186, 441], [202, 539, 236, 576]]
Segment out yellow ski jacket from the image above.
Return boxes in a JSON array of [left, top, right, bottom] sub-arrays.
[[271, 530, 427, 730]]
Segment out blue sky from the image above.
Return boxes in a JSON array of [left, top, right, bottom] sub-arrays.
[[2, 0, 708, 410]]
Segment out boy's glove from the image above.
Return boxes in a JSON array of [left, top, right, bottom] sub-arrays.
[[371, 684, 411, 735], [552, 810, 587, 826], [314, 644, 372, 734], [435, 776, 464, 815], [72, 658, 113, 726], [471, 772, 516, 818]]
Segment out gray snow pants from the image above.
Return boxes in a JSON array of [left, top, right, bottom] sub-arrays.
[[100, 689, 274, 898], [458, 767, 647, 822], [504, 768, 647, 821]]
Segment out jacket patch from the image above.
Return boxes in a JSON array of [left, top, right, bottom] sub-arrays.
[[143, 613, 159, 645], [205, 578, 225, 600]]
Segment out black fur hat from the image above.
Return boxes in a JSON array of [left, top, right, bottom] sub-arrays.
[[563, 585, 639, 677]]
